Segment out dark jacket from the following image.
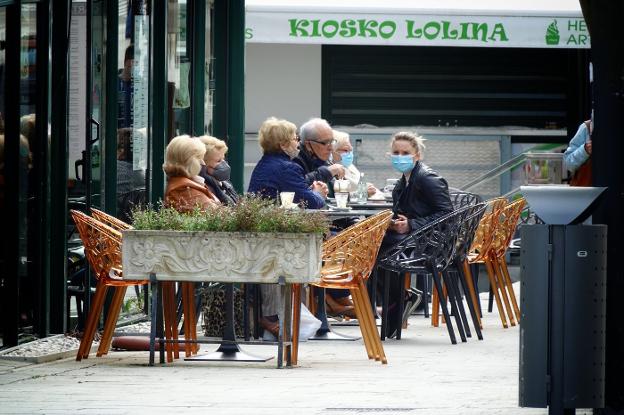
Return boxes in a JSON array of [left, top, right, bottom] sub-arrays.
[[199, 168, 239, 206], [248, 152, 325, 209], [392, 161, 453, 231], [294, 144, 334, 188]]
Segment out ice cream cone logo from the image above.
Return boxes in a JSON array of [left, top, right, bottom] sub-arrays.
[[545, 20, 560, 45]]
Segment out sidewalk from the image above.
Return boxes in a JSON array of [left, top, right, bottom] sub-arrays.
[[0, 294, 586, 415]]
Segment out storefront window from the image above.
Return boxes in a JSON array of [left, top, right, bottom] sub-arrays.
[[205, 0, 214, 134], [116, 0, 148, 223], [167, 0, 192, 138]]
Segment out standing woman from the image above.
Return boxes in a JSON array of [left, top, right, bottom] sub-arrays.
[[163, 135, 220, 212]]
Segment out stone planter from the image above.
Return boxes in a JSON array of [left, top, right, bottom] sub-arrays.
[[121, 230, 322, 284]]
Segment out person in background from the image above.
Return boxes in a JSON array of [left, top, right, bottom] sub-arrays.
[[332, 130, 379, 196], [116, 128, 146, 222], [381, 131, 454, 337], [198, 135, 239, 206], [295, 118, 345, 194], [563, 119, 592, 180], [118, 45, 134, 129], [163, 135, 220, 212], [248, 117, 328, 338]]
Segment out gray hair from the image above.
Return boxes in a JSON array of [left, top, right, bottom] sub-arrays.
[[299, 118, 331, 142], [332, 130, 350, 150]]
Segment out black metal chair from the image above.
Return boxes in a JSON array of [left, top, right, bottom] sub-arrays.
[[450, 191, 482, 209], [447, 202, 488, 340], [377, 204, 478, 344]]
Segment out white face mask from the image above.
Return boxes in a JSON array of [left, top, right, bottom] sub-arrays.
[[284, 147, 300, 159]]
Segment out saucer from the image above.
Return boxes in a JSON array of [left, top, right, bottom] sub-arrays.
[[328, 205, 352, 212]]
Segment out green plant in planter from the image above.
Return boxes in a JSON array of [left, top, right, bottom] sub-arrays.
[[131, 195, 330, 235]]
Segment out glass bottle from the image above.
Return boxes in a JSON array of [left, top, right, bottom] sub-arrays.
[[357, 172, 368, 203]]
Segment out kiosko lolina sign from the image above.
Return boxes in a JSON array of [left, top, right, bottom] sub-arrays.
[[246, 13, 590, 49]]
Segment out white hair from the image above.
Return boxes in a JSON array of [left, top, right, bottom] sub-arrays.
[[332, 130, 350, 150], [299, 118, 331, 142]]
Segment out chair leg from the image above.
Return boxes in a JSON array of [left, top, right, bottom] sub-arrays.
[[489, 257, 516, 326], [381, 268, 390, 341], [442, 270, 467, 342], [291, 284, 301, 365], [448, 269, 472, 338], [422, 274, 430, 318], [355, 282, 387, 364], [458, 264, 483, 340], [484, 259, 509, 328], [430, 268, 457, 344], [161, 282, 175, 363], [462, 260, 482, 330], [181, 282, 193, 357], [350, 288, 375, 360], [185, 282, 198, 354], [431, 284, 440, 327], [76, 280, 108, 361], [498, 256, 521, 321], [96, 286, 127, 357]]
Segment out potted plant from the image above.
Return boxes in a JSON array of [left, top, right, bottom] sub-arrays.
[[121, 197, 329, 284]]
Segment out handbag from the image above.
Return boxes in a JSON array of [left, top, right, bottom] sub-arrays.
[[569, 120, 592, 186]]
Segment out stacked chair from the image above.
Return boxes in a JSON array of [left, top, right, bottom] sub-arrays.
[[378, 204, 483, 344], [292, 210, 393, 365], [464, 198, 526, 328], [91, 208, 198, 361], [70, 210, 148, 361]]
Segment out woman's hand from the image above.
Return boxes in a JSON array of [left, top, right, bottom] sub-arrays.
[[367, 183, 379, 197], [328, 164, 346, 179], [311, 181, 328, 198], [584, 140, 592, 155], [390, 214, 410, 234]]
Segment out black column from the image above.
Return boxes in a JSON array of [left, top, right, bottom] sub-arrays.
[[49, 0, 71, 334], [587, 0, 624, 412], [2, 1, 22, 347]]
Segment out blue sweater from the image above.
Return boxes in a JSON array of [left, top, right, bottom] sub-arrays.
[[248, 153, 325, 209], [563, 122, 590, 172]]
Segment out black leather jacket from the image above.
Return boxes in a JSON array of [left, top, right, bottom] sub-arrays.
[[392, 161, 453, 231]]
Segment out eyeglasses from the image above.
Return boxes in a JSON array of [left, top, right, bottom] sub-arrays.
[[291, 135, 301, 143], [309, 138, 336, 147]]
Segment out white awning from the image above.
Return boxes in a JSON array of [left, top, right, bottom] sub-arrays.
[[246, 0, 590, 49]]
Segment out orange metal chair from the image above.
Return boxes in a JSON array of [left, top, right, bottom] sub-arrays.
[[91, 208, 197, 360], [299, 210, 393, 365], [464, 198, 525, 328], [70, 210, 148, 361]]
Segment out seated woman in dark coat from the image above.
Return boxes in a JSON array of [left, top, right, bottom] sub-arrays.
[[198, 135, 239, 206], [248, 117, 327, 337], [382, 131, 454, 337], [248, 117, 327, 208]]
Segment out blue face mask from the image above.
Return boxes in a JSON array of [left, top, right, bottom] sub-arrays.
[[339, 151, 354, 168], [391, 155, 415, 173]]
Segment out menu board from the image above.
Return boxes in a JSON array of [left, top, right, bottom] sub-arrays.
[[132, 15, 149, 171], [67, 3, 87, 179]]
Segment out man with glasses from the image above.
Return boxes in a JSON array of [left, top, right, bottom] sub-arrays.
[[295, 118, 346, 194]]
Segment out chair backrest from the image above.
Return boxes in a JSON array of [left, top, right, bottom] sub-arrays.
[[379, 204, 475, 273], [489, 197, 526, 259], [91, 208, 133, 232], [70, 210, 123, 281], [454, 202, 488, 261], [467, 197, 507, 263], [450, 192, 482, 209], [322, 210, 393, 283]]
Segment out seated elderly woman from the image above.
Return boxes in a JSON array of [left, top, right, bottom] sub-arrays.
[[381, 131, 454, 337], [332, 130, 379, 196], [248, 117, 327, 337], [248, 117, 327, 207], [198, 135, 239, 206], [163, 135, 220, 211]]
